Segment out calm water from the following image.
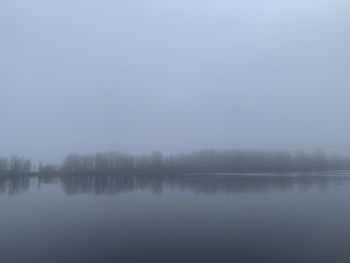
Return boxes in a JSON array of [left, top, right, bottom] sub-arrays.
[[1, 173, 350, 263]]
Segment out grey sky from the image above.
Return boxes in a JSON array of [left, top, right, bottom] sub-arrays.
[[1, 0, 350, 163]]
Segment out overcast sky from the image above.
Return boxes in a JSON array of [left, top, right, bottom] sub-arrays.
[[1, 0, 350, 163]]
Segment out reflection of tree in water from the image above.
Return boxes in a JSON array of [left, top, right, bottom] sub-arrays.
[[0, 175, 32, 195], [59, 174, 165, 195], [37, 174, 60, 188], [0, 174, 347, 196], [168, 175, 346, 194], [58, 174, 348, 196]]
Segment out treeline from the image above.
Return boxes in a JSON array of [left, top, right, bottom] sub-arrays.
[[0, 156, 32, 173], [167, 150, 350, 173], [2, 150, 350, 175], [60, 150, 350, 173], [62, 151, 163, 172]]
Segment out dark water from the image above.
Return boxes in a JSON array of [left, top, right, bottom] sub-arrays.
[[1, 173, 350, 263]]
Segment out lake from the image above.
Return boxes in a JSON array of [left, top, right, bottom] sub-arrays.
[[0, 173, 350, 263]]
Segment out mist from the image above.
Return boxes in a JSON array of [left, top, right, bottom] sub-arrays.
[[3, 2, 350, 262], [1, 0, 350, 163]]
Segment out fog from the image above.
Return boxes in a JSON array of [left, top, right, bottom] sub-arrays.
[[1, 0, 350, 163]]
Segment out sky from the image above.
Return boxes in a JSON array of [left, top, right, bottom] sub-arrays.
[[1, 0, 350, 163]]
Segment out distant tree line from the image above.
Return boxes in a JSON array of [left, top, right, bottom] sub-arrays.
[[165, 150, 350, 173], [61, 151, 163, 172], [0, 156, 31, 173], [59, 150, 350, 174], [2, 150, 350, 175]]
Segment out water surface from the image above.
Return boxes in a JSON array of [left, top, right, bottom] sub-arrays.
[[1, 173, 350, 263]]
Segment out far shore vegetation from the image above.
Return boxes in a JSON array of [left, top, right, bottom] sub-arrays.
[[1, 150, 350, 176]]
